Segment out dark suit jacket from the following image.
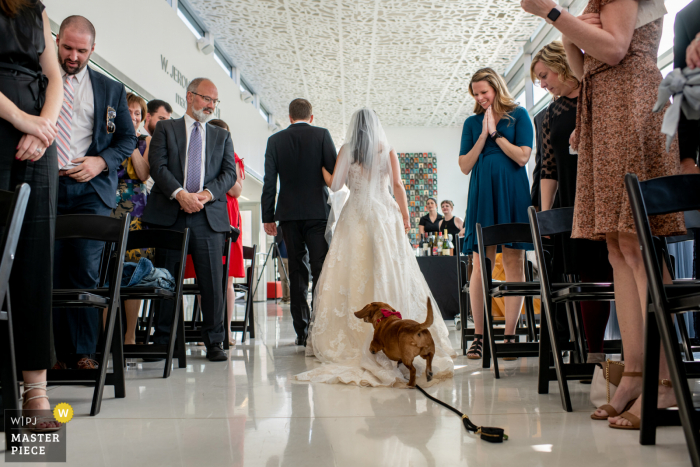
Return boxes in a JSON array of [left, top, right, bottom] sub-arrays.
[[530, 106, 548, 209], [674, 0, 700, 163], [85, 67, 137, 207], [142, 117, 237, 232], [261, 122, 337, 223]]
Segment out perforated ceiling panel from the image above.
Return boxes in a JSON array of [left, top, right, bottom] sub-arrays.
[[188, 0, 542, 143]]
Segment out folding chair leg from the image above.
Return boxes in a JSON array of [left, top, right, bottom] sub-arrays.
[[676, 314, 694, 362], [90, 303, 121, 416], [640, 308, 661, 446], [524, 296, 536, 342], [461, 289, 470, 356], [545, 304, 573, 412], [145, 300, 155, 344], [484, 300, 500, 378], [537, 310, 551, 395], [141, 300, 152, 344], [650, 306, 700, 466], [173, 300, 187, 370], [111, 309, 126, 399], [248, 295, 255, 339], [1, 315, 19, 447]]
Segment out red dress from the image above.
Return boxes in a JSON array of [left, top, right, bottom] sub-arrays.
[[184, 154, 246, 279]]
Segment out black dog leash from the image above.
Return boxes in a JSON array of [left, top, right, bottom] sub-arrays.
[[415, 385, 508, 443]]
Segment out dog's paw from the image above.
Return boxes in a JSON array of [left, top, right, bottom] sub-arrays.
[[426, 371, 433, 382], [370, 350, 376, 355]]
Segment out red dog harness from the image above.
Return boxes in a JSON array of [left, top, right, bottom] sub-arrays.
[[377, 309, 402, 323]]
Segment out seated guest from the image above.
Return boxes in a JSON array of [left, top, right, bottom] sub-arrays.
[[143, 78, 237, 362], [111, 92, 152, 345], [0, 0, 63, 425], [531, 41, 612, 363], [418, 197, 442, 235], [52, 15, 136, 370], [182, 118, 245, 347], [458, 67, 533, 359], [437, 200, 463, 238]]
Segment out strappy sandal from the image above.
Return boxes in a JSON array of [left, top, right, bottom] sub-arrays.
[[591, 371, 642, 420], [467, 334, 483, 360], [22, 382, 62, 433], [609, 379, 676, 430], [502, 335, 518, 361]]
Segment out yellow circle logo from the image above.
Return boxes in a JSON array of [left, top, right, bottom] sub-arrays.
[[53, 403, 74, 423]]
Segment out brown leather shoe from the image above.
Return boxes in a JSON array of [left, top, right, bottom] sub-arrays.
[[76, 357, 99, 370]]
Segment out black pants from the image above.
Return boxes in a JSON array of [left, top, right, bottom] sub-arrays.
[[53, 179, 111, 361], [0, 76, 58, 370], [280, 219, 329, 339], [152, 210, 225, 346]]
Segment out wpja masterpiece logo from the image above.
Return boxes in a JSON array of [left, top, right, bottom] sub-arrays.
[[4, 403, 72, 463]]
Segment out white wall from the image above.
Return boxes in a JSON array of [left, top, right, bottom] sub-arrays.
[[43, 0, 273, 178], [383, 126, 469, 220]]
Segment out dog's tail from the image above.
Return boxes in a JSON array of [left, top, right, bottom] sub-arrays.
[[419, 297, 434, 331]]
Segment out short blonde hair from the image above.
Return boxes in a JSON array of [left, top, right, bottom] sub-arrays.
[[126, 93, 147, 123], [440, 200, 454, 208], [530, 41, 580, 91], [469, 67, 518, 117]]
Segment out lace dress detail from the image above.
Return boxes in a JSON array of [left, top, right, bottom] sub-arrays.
[[295, 163, 456, 388]]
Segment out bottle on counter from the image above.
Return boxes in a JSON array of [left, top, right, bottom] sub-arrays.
[[432, 233, 439, 256], [446, 231, 455, 256]]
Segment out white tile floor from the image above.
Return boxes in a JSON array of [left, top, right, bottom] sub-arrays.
[[2, 301, 695, 467]]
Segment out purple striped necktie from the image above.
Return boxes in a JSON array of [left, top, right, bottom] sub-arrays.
[[186, 121, 202, 193], [57, 75, 75, 169]]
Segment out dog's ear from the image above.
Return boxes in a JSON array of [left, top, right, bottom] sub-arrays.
[[354, 304, 380, 323]]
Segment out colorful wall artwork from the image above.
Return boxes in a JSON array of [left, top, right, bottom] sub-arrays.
[[399, 152, 437, 247]]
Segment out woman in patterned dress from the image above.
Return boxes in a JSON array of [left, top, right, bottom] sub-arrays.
[[521, 0, 685, 429], [111, 92, 152, 345]]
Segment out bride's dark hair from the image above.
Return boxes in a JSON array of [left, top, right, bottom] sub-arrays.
[[350, 109, 373, 166]]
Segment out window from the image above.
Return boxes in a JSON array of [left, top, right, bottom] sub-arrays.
[[240, 78, 253, 95], [515, 90, 526, 107], [533, 81, 549, 106], [259, 105, 270, 122], [658, 0, 693, 57], [660, 62, 674, 78], [177, 4, 204, 39], [213, 48, 232, 78]]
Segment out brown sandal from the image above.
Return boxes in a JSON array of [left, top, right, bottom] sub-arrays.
[[590, 371, 642, 420], [608, 379, 675, 430]]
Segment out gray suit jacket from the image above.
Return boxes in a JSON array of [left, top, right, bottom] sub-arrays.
[[142, 117, 237, 232]]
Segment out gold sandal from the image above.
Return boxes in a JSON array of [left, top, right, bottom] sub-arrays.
[[591, 371, 642, 420], [609, 379, 675, 431]]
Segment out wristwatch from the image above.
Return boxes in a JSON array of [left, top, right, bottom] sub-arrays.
[[490, 131, 503, 140], [545, 5, 563, 24]]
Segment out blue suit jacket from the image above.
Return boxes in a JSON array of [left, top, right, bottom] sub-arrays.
[[82, 67, 137, 207]]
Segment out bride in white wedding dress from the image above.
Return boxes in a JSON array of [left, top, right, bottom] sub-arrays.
[[295, 108, 456, 388]]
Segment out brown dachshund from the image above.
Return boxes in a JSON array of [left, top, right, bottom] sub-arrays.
[[354, 297, 435, 387]]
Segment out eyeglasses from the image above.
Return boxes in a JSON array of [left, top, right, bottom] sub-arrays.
[[106, 107, 116, 134], [190, 92, 220, 106]]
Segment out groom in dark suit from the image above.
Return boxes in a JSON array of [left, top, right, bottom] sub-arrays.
[[143, 77, 237, 361], [262, 99, 337, 346]]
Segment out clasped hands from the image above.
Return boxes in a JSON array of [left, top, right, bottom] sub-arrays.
[[480, 106, 498, 138], [177, 190, 212, 214]]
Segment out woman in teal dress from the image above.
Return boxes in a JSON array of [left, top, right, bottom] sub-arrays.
[[458, 67, 534, 359]]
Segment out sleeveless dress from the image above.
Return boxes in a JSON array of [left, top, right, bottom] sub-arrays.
[[295, 160, 456, 388], [571, 0, 685, 240], [460, 106, 534, 255], [0, 0, 57, 369]]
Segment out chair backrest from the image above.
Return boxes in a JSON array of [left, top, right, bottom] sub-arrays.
[[528, 206, 558, 303], [55, 214, 131, 295], [625, 173, 700, 306], [534, 207, 575, 237], [0, 184, 30, 305], [243, 245, 257, 288], [478, 223, 533, 248], [242, 245, 256, 261]]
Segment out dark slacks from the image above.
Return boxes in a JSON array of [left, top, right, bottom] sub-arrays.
[[279, 219, 328, 340], [0, 84, 58, 370], [152, 210, 225, 345], [53, 178, 111, 360]]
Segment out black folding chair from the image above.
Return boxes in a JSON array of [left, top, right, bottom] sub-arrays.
[[528, 206, 616, 411], [475, 222, 540, 378], [0, 185, 30, 447], [626, 173, 700, 465], [231, 245, 257, 343], [50, 214, 130, 416], [108, 228, 190, 378], [183, 228, 235, 350]]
